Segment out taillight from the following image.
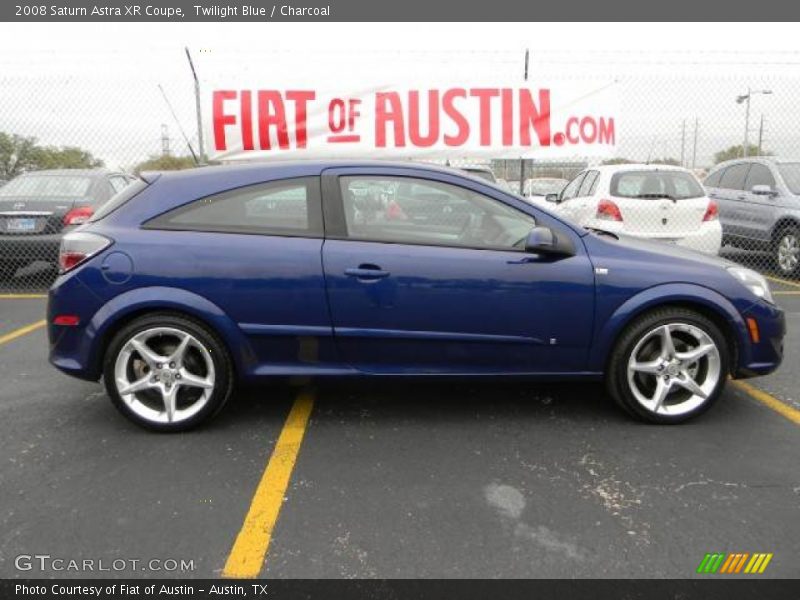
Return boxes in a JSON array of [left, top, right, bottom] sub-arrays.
[[63, 205, 94, 226], [596, 199, 623, 222], [58, 232, 112, 274], [703, 199, 719, 222]]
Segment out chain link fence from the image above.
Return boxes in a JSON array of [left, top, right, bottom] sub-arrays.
[[1, 51, 799, 291]]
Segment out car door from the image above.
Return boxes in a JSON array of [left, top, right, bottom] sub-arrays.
[[320, 167, 596, 375], [716, 162, 751, 240], [741, 163, 779, 244]]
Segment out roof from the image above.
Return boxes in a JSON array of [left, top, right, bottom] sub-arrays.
[[592, 163, 689, 173]]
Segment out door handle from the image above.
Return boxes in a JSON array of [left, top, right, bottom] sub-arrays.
[[344, 265, 390, 280]]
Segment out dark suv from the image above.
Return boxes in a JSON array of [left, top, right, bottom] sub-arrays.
[[704, 158, 800, 276], [0, 169, 131, 279]]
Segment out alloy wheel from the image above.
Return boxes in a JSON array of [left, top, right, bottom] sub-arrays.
[[113, 327, 216, 425], [626, 322, 721, 417], [776, 232, 799, 274]]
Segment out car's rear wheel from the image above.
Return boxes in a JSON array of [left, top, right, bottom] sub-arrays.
[[606, 308, 729, 424], [774, 226, 799, 277], [103, 313, 234, 432]]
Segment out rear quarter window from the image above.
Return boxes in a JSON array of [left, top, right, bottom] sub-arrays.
[[90, 178, 149, 222]]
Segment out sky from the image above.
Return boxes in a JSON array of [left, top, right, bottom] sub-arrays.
[[1, 22, 799, 169]]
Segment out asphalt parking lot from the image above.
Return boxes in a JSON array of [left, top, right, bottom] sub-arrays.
[[0, 279, 799, 580]]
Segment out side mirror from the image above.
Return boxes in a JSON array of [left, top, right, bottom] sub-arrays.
[[752, 184, 776, 197], [524, 226, 575, 256], [545, 193, 560, 204]]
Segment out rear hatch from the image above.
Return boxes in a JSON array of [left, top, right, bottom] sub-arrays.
[[609, 169, 710, 238], [0, 196, 85, 235]]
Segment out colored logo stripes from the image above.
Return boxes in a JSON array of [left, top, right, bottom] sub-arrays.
[[696, 552, 773, 574]]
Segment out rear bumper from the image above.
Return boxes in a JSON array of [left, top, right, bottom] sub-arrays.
[[586, 220, 722, 255], [0, 233, 62, 264], [734, 300, 785, 378]]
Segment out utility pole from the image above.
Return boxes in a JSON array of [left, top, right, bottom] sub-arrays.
[[680, 119, 686, 167], [519, 48, 529, 196], [737, 88, 772, 159], [757, 114, 765, 156], [161, 124, 171, 156], [691, 117, 698, 170], [185, 47, 205, 163]]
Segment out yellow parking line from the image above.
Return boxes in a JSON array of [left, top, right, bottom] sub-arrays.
[[773, 291, 800, 296], [732, 380, 800, 426], [0, 320, 46, 346], [765, 275, 800, 290], [222, 390, 315, 579], [0, 294, 47, 299]]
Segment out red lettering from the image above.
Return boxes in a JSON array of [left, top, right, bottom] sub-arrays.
[[240, 91, 254, 151], [501, 88, 514, 146], [519, 89, 550, 147], [470, 88, 499, 146], [286, 90, 315, 148], [257, 91, 290, 150], [375, 92, 405, 147], [565, 117, 580, 144], [212, 90, 237, 151], [408, 90, 440, 147], [598, 117, 615, 144], [442, 89, 469, 147]]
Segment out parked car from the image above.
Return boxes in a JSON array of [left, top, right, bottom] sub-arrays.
[[0, 169, 132, 278], [704, 157, 800, 276], [546, 164, 722, 255], [523, 177, 568, 198], [459, 165, 496, 183], [48, 162, 783, 431]]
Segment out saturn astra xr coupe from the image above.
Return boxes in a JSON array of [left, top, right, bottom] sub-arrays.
[[47, 162, 785, 431]]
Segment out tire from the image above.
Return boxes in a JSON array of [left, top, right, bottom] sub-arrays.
[[606, 307, 729, 424], [773, 225, 800, 277], [103, 312, 234, 432]]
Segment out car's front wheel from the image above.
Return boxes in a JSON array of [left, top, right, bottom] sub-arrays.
[[103, 313, 234, 431], [606, 308, 729, 423], [774, 225, 799, 277]]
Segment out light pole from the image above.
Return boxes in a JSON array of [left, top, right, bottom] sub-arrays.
[[736, 88, 772, 158]]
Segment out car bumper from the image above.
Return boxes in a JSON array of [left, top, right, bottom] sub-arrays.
[[734, 300, 785, 378], [586, 220, 722, 255], [0, 233, 62, 264]]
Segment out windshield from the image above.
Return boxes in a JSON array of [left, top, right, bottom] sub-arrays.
[[778, 163, 800, 194], [610, 170, 704, 200], [0, 174, 93, 198]]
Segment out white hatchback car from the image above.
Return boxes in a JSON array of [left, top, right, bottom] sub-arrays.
[[546, 164, 722, 255]]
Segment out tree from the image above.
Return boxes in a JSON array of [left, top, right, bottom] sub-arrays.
[[601, 158, 634, 165], [0, 131, 103, 179], [133, 154, 197, 175], [714, 145, 771, 164], [650, 158, 681, 166]]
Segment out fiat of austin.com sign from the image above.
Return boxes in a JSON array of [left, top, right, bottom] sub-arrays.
[[208, 81, 619, 160]]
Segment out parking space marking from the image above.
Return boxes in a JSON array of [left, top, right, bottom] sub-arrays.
[[765, 275, 800, 290], [0, 294, 47, 299], [732, 380, 800, 426], [222, 389, 315, 579], [0, 319, 46, 346], [773, 290, 800, 296]]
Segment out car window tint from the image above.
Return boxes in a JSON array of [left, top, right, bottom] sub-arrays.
[[0, 174, 93, 198], [718, 163, 750, 190], [339, 176, 535, 251], [560, 172, 586, 201], [778, 163, 800, 194], [147, 177, 322, 236], [578, 171, 599, 197], [610, 170, 704, 199], [704, 168, 724, 187], [744, 164, 776, 190]]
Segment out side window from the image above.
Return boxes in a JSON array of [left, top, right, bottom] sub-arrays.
[[560, 172, 587, 202], [744, 164, 776, 191], [578, 171, 599, 198], [109, 176, 128, 193], [718, 163, 750, 190], [146, 177, 322, 236], [704, 168, 724, 187], [339, 176, 535, 251]]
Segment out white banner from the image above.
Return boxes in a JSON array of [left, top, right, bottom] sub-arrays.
[[207, 81, 619, 160]]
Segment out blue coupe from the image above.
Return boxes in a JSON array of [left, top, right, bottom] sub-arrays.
[[47, 162, 785, 430]]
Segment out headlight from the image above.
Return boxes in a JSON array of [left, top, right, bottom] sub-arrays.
[[727, 267, 774, 304]]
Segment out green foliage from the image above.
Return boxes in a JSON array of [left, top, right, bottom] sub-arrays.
[[601, 158, 634, 165], [133, 154, 197, 175], [714, 145, 772, 164], [0, 132, 103, 180]]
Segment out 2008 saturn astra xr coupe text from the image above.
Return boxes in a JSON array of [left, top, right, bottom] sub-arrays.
[[47, 162, 785, 431]]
